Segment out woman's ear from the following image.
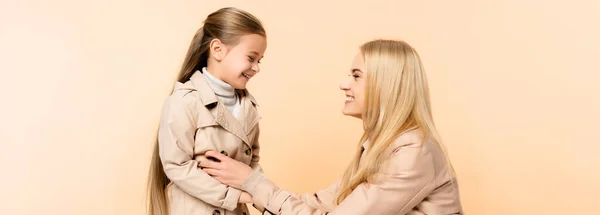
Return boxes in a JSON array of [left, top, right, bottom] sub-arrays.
[[209, 38, 225, 61]]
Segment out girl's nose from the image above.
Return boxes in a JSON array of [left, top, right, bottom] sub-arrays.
[[252, 63, 260, 74]]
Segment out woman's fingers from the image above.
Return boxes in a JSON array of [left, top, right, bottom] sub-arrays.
[[205, 150, 231, 162], [200, 150, 234, 169], [203, 167, 222, 177], [203, 168, 229, 185], [199, 159, 221, 170]]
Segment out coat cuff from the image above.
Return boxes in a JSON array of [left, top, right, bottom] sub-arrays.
[[223, 187, 242, 211], [242, 170, 291, 214], [253, 204, 277, 215]]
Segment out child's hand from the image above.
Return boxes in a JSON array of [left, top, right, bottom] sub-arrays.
[[199, 150, 253, 189]]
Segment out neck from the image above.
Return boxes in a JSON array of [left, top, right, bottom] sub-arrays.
[[203, 67, 235, 95], [202, 67, 238, 109]]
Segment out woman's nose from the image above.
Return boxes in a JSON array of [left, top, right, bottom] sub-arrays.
[[339, 76, 351, 90]]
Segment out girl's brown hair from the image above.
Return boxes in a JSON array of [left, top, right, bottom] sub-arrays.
[[146, 7, 265, 215]]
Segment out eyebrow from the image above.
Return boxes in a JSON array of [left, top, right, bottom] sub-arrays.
[[352, 69, 363, 73]]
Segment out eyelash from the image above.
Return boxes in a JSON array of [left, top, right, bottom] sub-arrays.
[[248, 56, 261, 64]]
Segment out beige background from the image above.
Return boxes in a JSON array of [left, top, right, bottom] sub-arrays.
[[1, 0, 599, 214]]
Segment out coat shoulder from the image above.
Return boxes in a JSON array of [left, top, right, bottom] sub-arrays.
[[391, 128, 425, 149]]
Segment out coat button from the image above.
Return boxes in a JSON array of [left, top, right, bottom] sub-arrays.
[[244, 148, 251, 156], [212, 210, 221, 215], [220, 150, 229, 156]]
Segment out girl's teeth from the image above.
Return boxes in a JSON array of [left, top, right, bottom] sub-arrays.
[[345, 97, 354, 102]]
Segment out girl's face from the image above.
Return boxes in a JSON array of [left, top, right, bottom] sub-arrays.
[[210, 34, 267, 89], [340, 52, 366, 119]]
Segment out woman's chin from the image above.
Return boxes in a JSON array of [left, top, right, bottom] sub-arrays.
[[341, 109, 362, 119]]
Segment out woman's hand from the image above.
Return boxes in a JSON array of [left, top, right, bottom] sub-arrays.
[[199, 150, 253, 189], [239, 192, 253, 204]]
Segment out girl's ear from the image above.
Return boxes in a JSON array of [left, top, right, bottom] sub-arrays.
[[209, 38, 226, 61]]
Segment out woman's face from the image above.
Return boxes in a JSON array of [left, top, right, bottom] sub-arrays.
[[340, 52, 366, 119]]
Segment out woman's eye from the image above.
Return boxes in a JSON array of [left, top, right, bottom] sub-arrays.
[[248, 56, 255, 62], [353, 74, 360, 78]]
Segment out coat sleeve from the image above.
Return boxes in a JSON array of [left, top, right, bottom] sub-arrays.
[[246, 123, 342, 214], [241, 146, 436, 215], [158, 94, 242, 211]]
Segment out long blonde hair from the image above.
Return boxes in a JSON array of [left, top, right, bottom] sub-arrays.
[[335, 40, 454, 204], [146, 7, 265, 215]]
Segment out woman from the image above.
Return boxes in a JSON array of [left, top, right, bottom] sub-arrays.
[[199, 39, 464, 215]]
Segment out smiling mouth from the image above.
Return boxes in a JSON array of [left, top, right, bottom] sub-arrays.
[[345, 97, 354, 102], [242, 73, 251, 79]]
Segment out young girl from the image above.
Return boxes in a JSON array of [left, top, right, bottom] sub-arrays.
[[147, 7, 267, 215], [199, 40, 464, 214]]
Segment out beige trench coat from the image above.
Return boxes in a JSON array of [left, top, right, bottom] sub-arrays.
[[242, 128, 464, 215], [158, 71, 262, 215]]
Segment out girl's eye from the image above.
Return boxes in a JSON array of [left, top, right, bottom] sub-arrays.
[[248, 56, 255, 62], [353, 74, 360, 79]]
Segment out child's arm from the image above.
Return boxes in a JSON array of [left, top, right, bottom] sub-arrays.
[[158, 95, 241, 211]]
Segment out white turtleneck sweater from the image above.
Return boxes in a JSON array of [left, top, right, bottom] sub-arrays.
[[202, 67, 241, 118]]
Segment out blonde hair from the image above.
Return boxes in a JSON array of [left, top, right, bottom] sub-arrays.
[[335, 39, 455, 204], [146, 7, 265, 215]]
